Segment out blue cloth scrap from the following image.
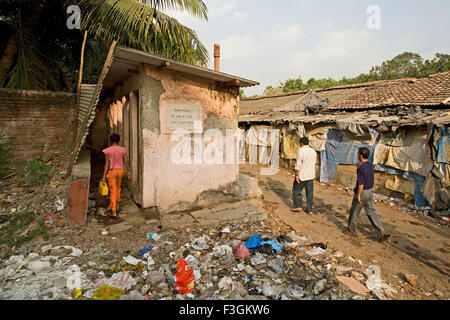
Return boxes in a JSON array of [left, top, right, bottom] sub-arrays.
[[260, 239, 285, 255], [319, 130, 376, 183], [437, 127, 449, 163], [244, 236, 262, 249], [138, 246, 154, 256]]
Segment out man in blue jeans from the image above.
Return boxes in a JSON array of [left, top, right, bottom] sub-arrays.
[[291, 137, 317, 215], [345, 147, 391, 242]]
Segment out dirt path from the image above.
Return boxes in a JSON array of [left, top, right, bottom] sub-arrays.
[[241, 164, 450, 300]]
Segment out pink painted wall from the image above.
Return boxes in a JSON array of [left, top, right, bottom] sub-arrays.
[[141, 65, 240, 212]]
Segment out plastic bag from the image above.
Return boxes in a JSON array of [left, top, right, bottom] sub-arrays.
[[98, 180, 109, 196], [244, 236, 262, 249], [91, 284, 125, 300], [174, 259, 195, 295], [234, 244, 250, 259]]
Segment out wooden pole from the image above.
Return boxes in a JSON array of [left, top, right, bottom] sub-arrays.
[[75, 30, 88, 126]]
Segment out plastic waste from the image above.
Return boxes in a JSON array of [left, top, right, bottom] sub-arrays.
[[65, 265, 82, 290], [306, 247, 326, 256], [98, 180, 109, 196], [147, 232, 163, 241], [259, 239, 285, 255], [145, 271, 165, 286], [262, 282, 275, 297], [91, 284, 124, 300], [104, 272, 136, 291], [310, 242, 327, 250], [53, 246, 83, 257], [244, 235, 262, 249], [191, 236, 209, 250], [288, 286, 305, 299], [138, 246, 154, 256], [123, 255, 146, 266], [365, 265, 397, 298], [212, 245, 233, 257], [72, 288, 82, 299], [174, 259, 195, 295], [250, 253, 267, 266], [218, 276, 234, 294], [268, 257, 284, 273], [185, 254, 200, 270], [234, 244, 249, 259], [233, 263, 245, 272], [119, 290, 144, 300], [54, 197, 66, 212]]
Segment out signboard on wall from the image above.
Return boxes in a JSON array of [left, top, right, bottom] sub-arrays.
[[166, 103, 202, 131]]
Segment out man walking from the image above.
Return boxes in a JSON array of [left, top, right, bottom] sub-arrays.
[[291, 137, 317, 215], [345, 147, 390, 242]]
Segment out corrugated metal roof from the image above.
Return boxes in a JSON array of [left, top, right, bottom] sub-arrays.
[[110, 46, 259, 88]]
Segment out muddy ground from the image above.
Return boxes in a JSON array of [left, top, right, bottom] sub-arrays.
[[240, 164, 449, 299]]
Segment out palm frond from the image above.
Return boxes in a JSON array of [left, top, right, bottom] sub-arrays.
[[77, 0, 210, 66], [4, 9, 60, 90], [136, 0, 208, 20]]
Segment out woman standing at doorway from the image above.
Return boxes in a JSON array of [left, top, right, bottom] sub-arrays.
[[102, 133, 131, 218]]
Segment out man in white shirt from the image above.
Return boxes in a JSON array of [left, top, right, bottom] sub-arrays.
[[291, 137, 317, 215]]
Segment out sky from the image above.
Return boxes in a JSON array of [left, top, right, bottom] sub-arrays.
[[164, 0, 450, 96]]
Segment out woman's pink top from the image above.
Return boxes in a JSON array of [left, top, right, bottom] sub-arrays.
[[103, 146, 127, 170]]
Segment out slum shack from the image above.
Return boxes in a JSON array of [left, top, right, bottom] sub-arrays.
[[239, 72, 450, 215], [70, 44, 258, 214]]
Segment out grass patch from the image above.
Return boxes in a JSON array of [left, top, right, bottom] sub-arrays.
[[14, 159, 52, 185], [0, 211, 50, 247]]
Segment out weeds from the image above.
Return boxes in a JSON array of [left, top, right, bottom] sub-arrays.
[[0, 135, 13, 178], [15, 159, 52, 185], [0, 210, 49, 247]]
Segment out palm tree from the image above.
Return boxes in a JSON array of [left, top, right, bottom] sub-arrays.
[[0, 0, 209, 91]]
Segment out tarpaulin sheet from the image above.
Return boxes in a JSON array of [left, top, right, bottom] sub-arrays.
[[281, 129, 301, 159], [385, 175, 415, 202], [319, 130, 376, 183], [437, 127, 449, 164], [373, 128, 434, 176], [374, 164, 430, 208]]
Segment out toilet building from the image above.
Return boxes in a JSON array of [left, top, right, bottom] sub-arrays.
[[72, 44, 258, 213]]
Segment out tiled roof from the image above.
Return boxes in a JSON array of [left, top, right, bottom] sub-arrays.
[[240, 71, 450, 117]]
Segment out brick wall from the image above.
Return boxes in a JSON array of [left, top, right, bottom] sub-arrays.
[[0, 89, 77, 163]]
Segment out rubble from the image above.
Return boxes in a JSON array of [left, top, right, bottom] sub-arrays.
[[0, 203, 409, 301]]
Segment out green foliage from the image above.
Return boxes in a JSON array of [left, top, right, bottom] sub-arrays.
[[15, 159, 52, 185], [0, 211, 49, 247], [263, 52, 450, 96], [0, 0, 210, 91], [0, 135, 13, 178]]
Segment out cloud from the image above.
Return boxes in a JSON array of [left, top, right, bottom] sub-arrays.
[[290, 29, 379, 78], [230, 11, 247, 22], [220, 34, 257, 60]]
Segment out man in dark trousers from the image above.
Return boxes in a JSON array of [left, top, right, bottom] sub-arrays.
[[345, 147, 390, 242], [291, 137, 317, 215]]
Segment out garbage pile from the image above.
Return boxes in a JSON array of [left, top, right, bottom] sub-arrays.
[[0, 220, 399, 300]]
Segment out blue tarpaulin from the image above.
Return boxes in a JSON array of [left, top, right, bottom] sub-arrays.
[[319, 130, 377, 183]]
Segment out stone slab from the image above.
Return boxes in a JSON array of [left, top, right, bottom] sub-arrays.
[[68, 180, 89, 224], [109, 222, 133, 234], [336, 276, 370, 295]]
